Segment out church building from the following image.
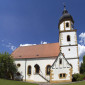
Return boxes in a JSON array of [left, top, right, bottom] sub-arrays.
[[12, 6, 80, 83]]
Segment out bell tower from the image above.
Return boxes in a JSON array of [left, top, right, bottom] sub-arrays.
[[58, 6, 79, 74]]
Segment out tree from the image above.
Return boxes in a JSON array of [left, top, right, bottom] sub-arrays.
[[80, 55, 85, 74], [0, 52, 17, 79]]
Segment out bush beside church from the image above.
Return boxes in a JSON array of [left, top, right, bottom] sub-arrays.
[[72, 55, 85, 82]]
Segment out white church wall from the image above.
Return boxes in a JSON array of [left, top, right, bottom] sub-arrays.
[[67, 59, 79, 74], [60, 22, 64, 31], [59, 21, 71, 31], [60, 31, 77, 46], [61, 46, 79, 74], [52, 68, 71, 81], [14, 59, 25, 79], [50, 53, 72, 82], [61, 46, 78, 58], [15, 57, 55, 82], [59, 19, 79, 75]]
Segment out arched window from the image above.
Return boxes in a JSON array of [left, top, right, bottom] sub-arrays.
[[27, 65, 31, 75], [66, 22, 69, 27], [46, 65, 51, 75], [67, 35, 70, 41], [34, 64, 40, 74]]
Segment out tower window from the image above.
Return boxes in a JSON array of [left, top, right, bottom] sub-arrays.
[[59, 58, 62, 64], [67, 35, 70, 41], [34, 64, 40, 74], [46, 65, 51, 75], [27, 65, 31, 75], [66, 22, 69, 27]]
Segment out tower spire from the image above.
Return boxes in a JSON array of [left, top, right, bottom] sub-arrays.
[[64, 3, 66, 10], [62, 4, 68, 14]]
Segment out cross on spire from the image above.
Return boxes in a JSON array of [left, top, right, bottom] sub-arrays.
[[62, 3, 68, 14], [63, 3, 66, 10]]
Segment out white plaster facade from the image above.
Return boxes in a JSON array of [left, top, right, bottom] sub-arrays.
[[50, 53, 72, 83], [59, 21, 73, 31], [59, 31, 77, 46], [15, 58, 55, 82], [59, 20, 79, 74], [14, 53, 73, 83]]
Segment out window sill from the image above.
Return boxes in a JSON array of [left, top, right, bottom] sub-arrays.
[[27, 74, 31, 76]]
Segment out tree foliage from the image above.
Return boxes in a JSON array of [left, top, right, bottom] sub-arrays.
[[80, 55, 85, 74], [0, 52, 17, 79]]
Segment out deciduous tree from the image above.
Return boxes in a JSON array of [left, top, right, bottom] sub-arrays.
[[0, 52, 17, 79]]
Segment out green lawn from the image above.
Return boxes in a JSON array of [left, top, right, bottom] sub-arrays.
[[0, 79, 85, 85], [54, 81, 85, 85], [0, 79, 38, 85]]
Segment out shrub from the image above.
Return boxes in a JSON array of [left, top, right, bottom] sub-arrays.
[[72, 74, 85, 81]]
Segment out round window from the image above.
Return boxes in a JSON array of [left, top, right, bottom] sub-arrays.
[[17, 63, 21, 67]]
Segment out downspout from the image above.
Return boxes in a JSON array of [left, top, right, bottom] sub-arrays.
[[25, 59, 27, 82]]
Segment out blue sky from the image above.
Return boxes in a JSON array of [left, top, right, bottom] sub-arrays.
[[0, 0, 85, 62]]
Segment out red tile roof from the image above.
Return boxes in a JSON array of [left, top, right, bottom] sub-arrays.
[[12, 43, 60, 59]]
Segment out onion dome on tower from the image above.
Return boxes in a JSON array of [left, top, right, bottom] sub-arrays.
[[58, 5, 74, 28]]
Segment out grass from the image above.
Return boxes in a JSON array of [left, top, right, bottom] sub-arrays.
[[0, 79, 85, 85], [0, 79, 38, 85], [54, 81, 85, 85]]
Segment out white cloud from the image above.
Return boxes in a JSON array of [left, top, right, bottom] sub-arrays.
[[78, 44, 85, 58], [20, 41, 48, 47], [79, 60, 83, 67], [20, 44, 36, 46], [79, 32, 85, 45], [1, 40, 4, 42], [78, 32, 85, 65], [6, 43, 16, 51], [40, 41, 48, 44], [79, 33, 85, 38], [10, 46, 16, 51], [1, 39, 16, 51]]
